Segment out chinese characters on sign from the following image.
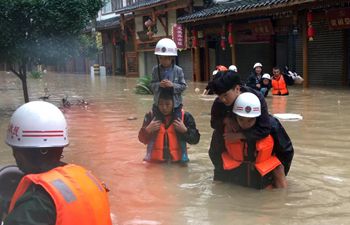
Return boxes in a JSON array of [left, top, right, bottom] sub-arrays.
[[172, 24, 185, 49], [328, 8, 350, 30], [249, 19, 274, 36]]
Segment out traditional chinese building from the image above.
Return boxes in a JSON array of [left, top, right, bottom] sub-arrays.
[[177, 0, 350, 86], [114, 0, 195, 78]]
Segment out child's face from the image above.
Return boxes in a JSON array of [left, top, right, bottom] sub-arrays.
[[158, 98, 173, 116], [218, 86, 240, 106], [159, 56, 173, 68], [263, 79, 270, 85], [236, 116, 256, 130]]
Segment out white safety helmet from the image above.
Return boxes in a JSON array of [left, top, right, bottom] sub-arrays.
[[262, 73, 271, 80], [154, 38, 177, 56], [6, 101, 69, 148], [228, 65, 238, 72], [233, 92, 261, 118], [253, 62, 263, 69]]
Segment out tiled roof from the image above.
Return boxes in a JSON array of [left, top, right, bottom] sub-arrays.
[[114, 0, 175, 14], [96, 17, 120, 30], [177, 0, 303, 23]]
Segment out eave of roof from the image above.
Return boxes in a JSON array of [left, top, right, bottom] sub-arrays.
[[114, 0, 177, 14], [96, 16, 120, 31], [177, 0, 317, 23]]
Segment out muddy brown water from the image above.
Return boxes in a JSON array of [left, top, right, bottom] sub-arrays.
[[1, 72, 350, 225]]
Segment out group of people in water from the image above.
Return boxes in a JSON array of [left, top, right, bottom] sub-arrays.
[[1, 37, 296, 225], [138, 38, 295, 189]]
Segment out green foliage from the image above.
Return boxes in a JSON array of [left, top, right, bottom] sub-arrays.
[[30, 70, 44, 79], [0, 0, 103, 65], [135, 75, 153, 95], [78, 34, 102, 59]]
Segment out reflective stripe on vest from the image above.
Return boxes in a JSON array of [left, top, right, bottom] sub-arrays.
[[272, 75, 288, 95], [9, 164, 112, 225], [222, 134, 281, 176], [152, 110, 185, 162]]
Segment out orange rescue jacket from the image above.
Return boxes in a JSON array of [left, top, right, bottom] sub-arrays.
[[151, 110, 185, 162], [222, 134, 281, 176], [9, 164, 112, 225], [272, 75, 289, 95]]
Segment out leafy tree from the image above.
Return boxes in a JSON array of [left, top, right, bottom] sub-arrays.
[[0, 0, 103, 102]]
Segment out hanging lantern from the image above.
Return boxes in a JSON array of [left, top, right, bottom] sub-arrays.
[[307, 11, 313, 23], [307, 25, 315, 41], [220, 27, 226, 50], [123, 30, 128, 42], [191, 29, 198, 48], [307, 10, 315, 41], [112, 32, 117, 45], [227, 23, 234, 47]]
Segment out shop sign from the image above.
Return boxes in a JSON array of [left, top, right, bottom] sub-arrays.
[[249, 19, 274, 35], [328, 8, 350, 30], [172, 24, 185, 49]]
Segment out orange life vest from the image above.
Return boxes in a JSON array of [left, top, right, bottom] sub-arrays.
[[151, 110, 185, 162], [222, 135, 281, 176], [272, 75, 289, 95], [8, 164, 112, 225]]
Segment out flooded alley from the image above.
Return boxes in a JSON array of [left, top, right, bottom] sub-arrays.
[[1, 72, 350, 225]]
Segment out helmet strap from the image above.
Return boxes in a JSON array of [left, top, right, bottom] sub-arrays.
[[40, 149, 48, 155]]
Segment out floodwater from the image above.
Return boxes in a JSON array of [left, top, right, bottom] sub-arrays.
[[1, 72, 350, 225]]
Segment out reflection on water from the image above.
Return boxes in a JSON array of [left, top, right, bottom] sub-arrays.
[[1, 72, 350, 224]]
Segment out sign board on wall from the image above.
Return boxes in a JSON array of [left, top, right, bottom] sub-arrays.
[[249, 19, 274, 35], [125, 52, 138, 77], [328, 8, 350, 30], [172, 24, 185, 49]]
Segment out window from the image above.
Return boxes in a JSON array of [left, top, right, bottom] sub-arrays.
[[115, 0, 124, 9], [102, 0, 112, 14]]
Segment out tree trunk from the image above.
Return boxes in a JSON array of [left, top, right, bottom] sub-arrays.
[[21, 74, 29, 103], [10, 64, 29, 103], [20, 65, 29, 103]]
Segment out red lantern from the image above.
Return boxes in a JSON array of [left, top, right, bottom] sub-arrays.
[[112, 32, 116, 45], [307, 26, 315, 41], [307, 10, 315, 41], [227, 23, 234, 47], [191, 29, 198, 48], [123, 30, 128, 42], [307, 11, 313, 23], [220, 30, 226, 50]]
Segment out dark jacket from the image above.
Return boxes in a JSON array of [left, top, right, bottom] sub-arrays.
[[210, 86, 271, 140], [4, 184, 56, 225], [209, 86, 271, 178], [246, 72, 263, 90], [138, 109, 200, 146], [269, 115, 294, 175]]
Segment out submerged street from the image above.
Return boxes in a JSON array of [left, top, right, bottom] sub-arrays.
[[1, 72, 350, 224]]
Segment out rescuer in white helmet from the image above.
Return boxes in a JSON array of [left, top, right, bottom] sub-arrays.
[[260, 73, 272, 97], [222, 92, 288, 189], [2, 101, 112, 225], [246, 62, 264, 91]]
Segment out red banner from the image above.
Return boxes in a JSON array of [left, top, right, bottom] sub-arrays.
[[172, 24, 185, 49], [328, 8, 350, 30]]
